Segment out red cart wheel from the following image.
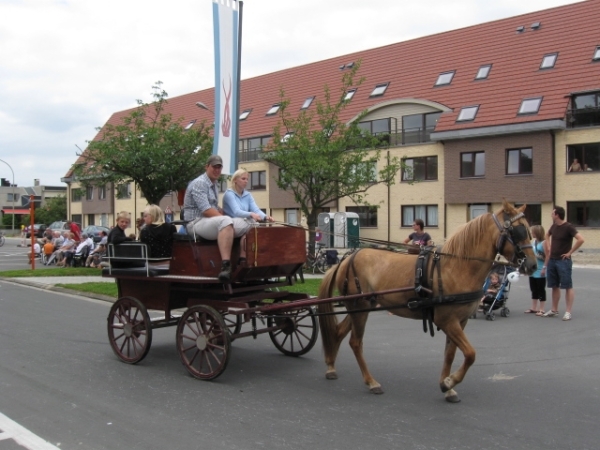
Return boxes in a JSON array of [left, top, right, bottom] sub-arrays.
[[223, 313, 243, 340], [267, 307, 318, 356], [177, 305, 231, 380], [107, 296, 152, 364]]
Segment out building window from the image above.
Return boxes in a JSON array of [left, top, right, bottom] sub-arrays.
[[370, 83, 389, 97], [85, 185, 93, 201], [540, 53, 558, 69], [401, 112, 442, 145], [475, 64, 492, 80], [98, 185, 106, 200], [87, 214, 95, 226], [515, 203, 542, 226], [117, 183, 131, 199], [435, 71, 455, 86], [593, 46, 600, 61], [344, 89, 357, 101], [239, 109, 252, 120], [567, 143, 600, 172], [239, 135, 271, 162], [7, 193, 20, 202], [346, 206, 377, 228], [358, 117, 396, 146], [71, 189, 81, 202], [461, 152, 485, 178], [401, 205, 438, 227], [506, 148, 533, 175], [518, 97, 542, 115], [266, 104, 280, 116], [301, 97, 314, 109], [402, 156, 438, 181], [249, 171, 266, 190], [184, 120, 196, 130], [567, 201, 600, 227], [457, 105, 479, 122], [101, 213, 108, 227], [568, 92, 600, 128]]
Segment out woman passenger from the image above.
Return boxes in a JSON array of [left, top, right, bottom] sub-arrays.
[[139, 204, 177, 258]]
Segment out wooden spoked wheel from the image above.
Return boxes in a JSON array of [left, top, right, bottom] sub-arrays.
[[267, 307, 319, 356], [223, 313, 243, 340], [107, 296, 152, 364], [176, 305, 231, 380]]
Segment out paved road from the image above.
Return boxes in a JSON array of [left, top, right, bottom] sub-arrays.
[[0, 266, 598, 449]]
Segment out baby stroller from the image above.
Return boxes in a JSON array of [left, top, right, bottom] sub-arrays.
[[474, 264, 518, 321]]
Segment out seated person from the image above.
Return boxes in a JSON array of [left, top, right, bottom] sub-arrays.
[[184, 155, 252, 282], [56, 232, 76, 267], [42, 238, 54, 263], [98, 230, 108, 245], [479, 272, 501, 311], [107, 211, 134, 245], [222, 168, 275, 265], [87, 243, 106, 268], [67, 233, 94, 265], [568, 158, 583, 172], [403, 219, 433, 247], [28, 242, 42, 263], [139, 204, 177, 258]]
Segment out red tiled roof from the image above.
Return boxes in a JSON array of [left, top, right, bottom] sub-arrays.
[[66, 0, 600, 177]]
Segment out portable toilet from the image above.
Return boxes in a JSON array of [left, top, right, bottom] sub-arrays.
[[317, 212, 335, 247], [333, 212, 360, 248]]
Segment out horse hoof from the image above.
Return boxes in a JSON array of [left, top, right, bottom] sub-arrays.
[[370, 386, 384, 395], [446, 390, 460, 403], [440, 377, 454, 393], [326, 372, 338, 380]]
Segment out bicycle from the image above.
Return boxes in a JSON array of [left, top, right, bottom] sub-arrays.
[[0, 232, 5, 247], [305, 243, 338, 274]]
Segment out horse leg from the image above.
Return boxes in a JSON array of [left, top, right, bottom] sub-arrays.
[[439, 319, 475, 403], [347, 311, 383, 394], [324, 314, 353, 380]]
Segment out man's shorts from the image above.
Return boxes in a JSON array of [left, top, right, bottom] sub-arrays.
[[546, 258, 573, 289], [187, 216, 252, 240]]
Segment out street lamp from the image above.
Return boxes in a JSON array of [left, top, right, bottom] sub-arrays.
[[196, 101, 214, 113], [0, 158, 15, 233]]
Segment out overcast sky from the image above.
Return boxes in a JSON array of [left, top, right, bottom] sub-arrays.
[[0, 0, 583, 187]]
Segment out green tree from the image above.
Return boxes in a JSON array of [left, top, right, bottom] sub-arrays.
[[264, 62, 402, 251], [72, 82, 213, 205], [23, 195, 67, 225]]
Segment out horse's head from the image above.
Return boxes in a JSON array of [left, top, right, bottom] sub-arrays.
[[492, 200, 537, 275]]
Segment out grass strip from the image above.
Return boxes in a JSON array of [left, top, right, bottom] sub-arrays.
[[0, 267, 102, 277]]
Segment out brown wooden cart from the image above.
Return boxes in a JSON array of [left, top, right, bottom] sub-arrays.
[[103, 224, 321, 380]]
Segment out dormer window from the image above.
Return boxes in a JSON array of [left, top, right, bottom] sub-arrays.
[[540, 53, 558, 69], [457, 106, 479, 122], [475, 65, 492, 80], [301, 97, 314, 109], [593, 46, 600, 61], [266, 104, 280, 116], [370, 83, 389, 97], [518, 97, 543, 115], [344, 89, 357, 101], [435, 71, 455, 86], [239, 109, 252, 120], [184, 120, 196, 130]]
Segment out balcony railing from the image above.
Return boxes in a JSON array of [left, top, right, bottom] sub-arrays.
[[566, 107, 600, 128], [238, 149, 264, 163]]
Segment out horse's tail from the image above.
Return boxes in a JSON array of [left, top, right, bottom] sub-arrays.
[[318, 265, 339, 356]]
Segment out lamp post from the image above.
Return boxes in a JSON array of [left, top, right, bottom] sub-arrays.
[[195, 101, 214, 113], [0, 158, 15, 233]]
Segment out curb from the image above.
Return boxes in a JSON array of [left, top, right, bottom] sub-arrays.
[[0, 277, 116, 304]]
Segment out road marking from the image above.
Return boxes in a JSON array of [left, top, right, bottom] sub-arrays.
[[0, 412, 61, 449]]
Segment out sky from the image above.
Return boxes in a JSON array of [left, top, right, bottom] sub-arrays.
[[0, 0, 584, 187]]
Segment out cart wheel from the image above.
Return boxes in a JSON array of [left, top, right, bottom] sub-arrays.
[[177, 305, 231, 380], [267, 307, 319, 356], [107, 296, 152, 364], [223, 313, 243, 339]]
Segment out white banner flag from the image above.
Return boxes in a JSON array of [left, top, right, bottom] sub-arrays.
[[212, 0, 240, 175]]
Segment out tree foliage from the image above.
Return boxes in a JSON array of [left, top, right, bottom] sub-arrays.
[[72, 82, 213, 205], [263, 62, 402, 249], [23, 195, 67, 225]]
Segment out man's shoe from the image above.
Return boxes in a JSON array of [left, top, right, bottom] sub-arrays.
[[218, 261, 231, 283], [542, 310, 559, 317]]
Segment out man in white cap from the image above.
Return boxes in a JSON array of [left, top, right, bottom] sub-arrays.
[[184, 155, 251, 282]]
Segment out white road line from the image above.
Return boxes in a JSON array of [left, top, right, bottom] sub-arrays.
[[0, 412, 61, 449]]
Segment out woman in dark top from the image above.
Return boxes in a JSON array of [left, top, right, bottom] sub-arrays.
[[139, 204, 177, 258], [107, 211, 134, 245], [403, 218, 433, 246]]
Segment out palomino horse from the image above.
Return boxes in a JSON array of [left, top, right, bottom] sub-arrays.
[[317, 200, 537, 403]]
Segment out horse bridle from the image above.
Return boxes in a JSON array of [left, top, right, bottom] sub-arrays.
[[491, 211, 532, 268]]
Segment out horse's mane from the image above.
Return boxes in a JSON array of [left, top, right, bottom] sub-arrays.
[[442, 212, 492, 260]]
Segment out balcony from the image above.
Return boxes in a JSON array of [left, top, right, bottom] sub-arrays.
[[566, 107, 600, 128]]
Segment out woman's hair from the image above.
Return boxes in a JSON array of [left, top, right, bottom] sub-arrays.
[[530, 224, 545, 241], [143, 204, 164, 225], [116, 211, 130, 222], [230, 168, 248, 189]]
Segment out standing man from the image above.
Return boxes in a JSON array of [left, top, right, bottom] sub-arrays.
[[542, 206, 584, 321], [67, 220, 81, 242], [183, 155, 252, 282]]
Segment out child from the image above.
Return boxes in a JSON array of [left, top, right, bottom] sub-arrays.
[[479, 272, 501, 311], [43, 238, 54, 264], [527, 225, 548, 315]]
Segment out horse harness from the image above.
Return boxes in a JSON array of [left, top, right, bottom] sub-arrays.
[[337, 211, 530, 337]]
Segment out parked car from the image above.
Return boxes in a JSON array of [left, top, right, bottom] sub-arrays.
[[82, 225, 110, 243], [25, 224, 48, 238], [48, 221, 82, 234]]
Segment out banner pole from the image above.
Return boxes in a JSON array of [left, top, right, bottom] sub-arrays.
[[234, 0, 243, 170]]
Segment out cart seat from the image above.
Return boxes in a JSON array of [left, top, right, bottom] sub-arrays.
[[103, 242, 170, 277]]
